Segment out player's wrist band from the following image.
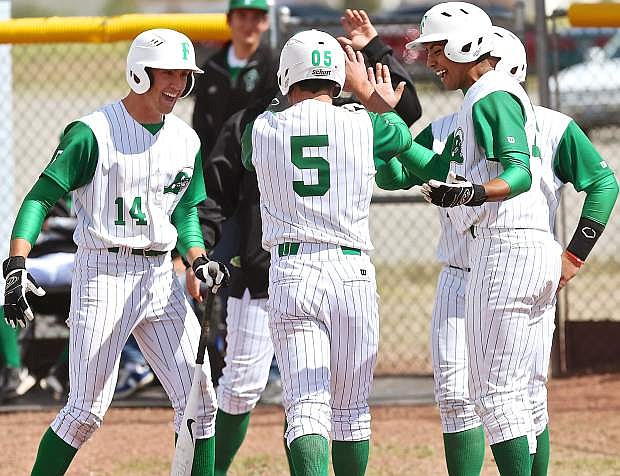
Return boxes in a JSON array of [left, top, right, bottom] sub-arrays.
[[2, 256, 26, 278], [466, 184, 488, 207], [566, 216, 605, 262], [565, 250, 584, 268]]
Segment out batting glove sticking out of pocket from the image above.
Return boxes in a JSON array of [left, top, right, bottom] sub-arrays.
[[192, 255, 230, 294], [422, 171, 487, 208], [2, 256, 46, 328]]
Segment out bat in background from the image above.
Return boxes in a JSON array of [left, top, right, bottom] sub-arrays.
[[170, 291, 215, 476]]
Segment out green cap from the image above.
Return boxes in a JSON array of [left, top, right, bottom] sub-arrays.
[[228, 0, 270, 13]]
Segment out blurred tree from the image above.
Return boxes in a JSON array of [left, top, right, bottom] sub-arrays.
[[342, 0, 382, 14], [12, 3, 54, 18]]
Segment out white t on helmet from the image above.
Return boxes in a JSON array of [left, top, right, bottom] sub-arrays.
[[490, 26, 527, 83], [126, 28, 204, 97], [406, 2, 494, 63], [277, 29, 346, 97]]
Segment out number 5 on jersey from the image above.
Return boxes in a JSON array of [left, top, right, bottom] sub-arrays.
[[291, 134, 330, 197]]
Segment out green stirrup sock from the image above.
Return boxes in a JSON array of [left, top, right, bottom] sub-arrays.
[[289, 434, 329, 476], [214, 410, 250, 475], [531, 426, 550, 476], [490, 436, 531, 476], [332, 439, 370, 476], [284, 419, 296, 476], [193, 436, 215, 476], [31, 427, 78, 476], [0, 309, 21, 367], [443, 425, 485, 476]]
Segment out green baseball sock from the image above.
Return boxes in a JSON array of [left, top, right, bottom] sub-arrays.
[[284, 419, 297, 476], [193, 436, 215, 476], [443, 425, 485, 476], [289, 434, 329, 476], [0, 308, 21, 368], [31, 427, 78, 476], [490, 435, 531, 476], [214, 410, 250, 475], [332, 439, 369, 476], [531, 426, 550, 476]]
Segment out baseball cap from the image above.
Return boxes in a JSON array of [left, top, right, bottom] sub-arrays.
[[228, 0, 270, 13]]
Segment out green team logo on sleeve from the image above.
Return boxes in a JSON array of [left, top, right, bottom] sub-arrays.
[[449, 127, 464, 164], [182, 42, 190, 60], [164, 170, 191, 194]]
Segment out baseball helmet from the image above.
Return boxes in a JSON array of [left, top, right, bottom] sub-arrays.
[[277, 29, 346, 97], [126, 28, 204, 97], [490, 26, 527, 83], [406, 2, 494, 63]]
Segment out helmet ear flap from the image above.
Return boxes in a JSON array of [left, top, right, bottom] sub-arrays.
[[180, 72, 195, 98], [127, 63, 151, 94]]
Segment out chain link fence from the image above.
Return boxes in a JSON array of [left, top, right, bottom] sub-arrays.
[[4, 9, 618, 377]]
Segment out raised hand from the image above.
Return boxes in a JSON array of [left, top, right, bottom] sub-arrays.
[[339, 9, 378, 50]]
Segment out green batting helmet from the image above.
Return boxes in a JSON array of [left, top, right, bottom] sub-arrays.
[[228, 0, 270, 13]]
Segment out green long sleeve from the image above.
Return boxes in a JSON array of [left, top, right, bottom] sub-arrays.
[[581, 173, 618, 226], [11, 176, 68, 245]]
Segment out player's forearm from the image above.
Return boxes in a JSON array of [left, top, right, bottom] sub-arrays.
[[10, 176, 65, 247], [171, 204, 206, 258], [580, 173, 618, 226], [397, 142, 446, 182], [9, 238, 32, 258], [496, 152, 532, 198], [375, 157, 421, 190]]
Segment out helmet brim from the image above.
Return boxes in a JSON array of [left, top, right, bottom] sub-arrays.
[[137, 60, 204, 74], [405, 32, 449, 49]]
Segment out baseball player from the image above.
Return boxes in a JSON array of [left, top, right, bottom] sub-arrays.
[[1, 29, 229, 475], [400, 4, 561, 475], [241, 30, 412, 476]]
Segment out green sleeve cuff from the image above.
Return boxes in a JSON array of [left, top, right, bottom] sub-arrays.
[[11, 176, 67, 245], [581, 173, 619, 225]]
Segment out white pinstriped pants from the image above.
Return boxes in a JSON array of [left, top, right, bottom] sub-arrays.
[[267, 243, 379, 446], [51, 248, 217, 448], [431, 266, 480, 434], [465, 228, 561, 448], [217, 290, 274, 414]]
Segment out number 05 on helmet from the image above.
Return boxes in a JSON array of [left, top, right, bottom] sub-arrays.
[[277, 29, 346, 97], [126, 28, 204, 97]]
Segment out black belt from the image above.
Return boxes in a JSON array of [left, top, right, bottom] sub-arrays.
[[107, 247, 167, 257], [449, 265, 471, 272], [277, 242, 361, 257]]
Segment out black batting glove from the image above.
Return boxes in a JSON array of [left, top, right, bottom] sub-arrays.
[[192, 255, 230, 294], [422, 171, 487, 208], [2, 256, 46, 328]]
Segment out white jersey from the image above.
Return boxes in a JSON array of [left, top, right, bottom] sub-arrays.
[[533, 105, 572, 231], [248, 99, 376, 251], [448, 70, 550, 233], [72, 101, 201, 251], [427, 113, 471, 269]]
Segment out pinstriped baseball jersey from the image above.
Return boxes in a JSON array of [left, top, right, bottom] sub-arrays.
[[428, 114, 471, 269], [534, 105, 576, 230], [448, 70, 550, 233], [244, 99, 377, 252], [73, 101, 200, 251]]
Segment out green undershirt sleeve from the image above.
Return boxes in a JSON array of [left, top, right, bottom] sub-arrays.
[[11, 176, 68, 245], [369, 111, 412, 163], [375, 157, 422, 190], [171, 151, 207, 256], [397, 141, 447, 182], [472, 91, 532, 197], [580, 173, 618, 226], [413, 124, 434, 150]]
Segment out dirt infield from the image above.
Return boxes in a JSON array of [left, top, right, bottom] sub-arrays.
[[2, 373, 619, 475]]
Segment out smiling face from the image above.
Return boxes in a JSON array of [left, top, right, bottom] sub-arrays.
[[143, 68, 191, 118], [424, 41, 473, 91]]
